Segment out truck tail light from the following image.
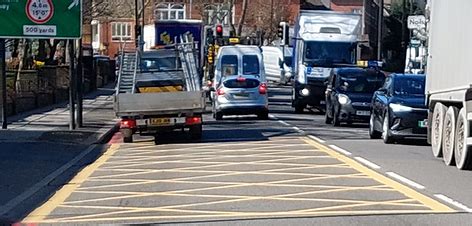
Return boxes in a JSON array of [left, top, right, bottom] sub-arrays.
[[259, 83, 267, 95], [186, 116, 202, 125], [120, 119, 136, 129]]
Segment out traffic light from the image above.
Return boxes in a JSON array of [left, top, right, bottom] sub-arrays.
[[216, 24, 223, 38], [206, 28, 214, 45], [283, 23, 290, 45], [277, 24, 284, 38]]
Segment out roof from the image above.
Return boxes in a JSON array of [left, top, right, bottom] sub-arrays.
[[391, 73, 426, 78], [219, 45, 262, 56]]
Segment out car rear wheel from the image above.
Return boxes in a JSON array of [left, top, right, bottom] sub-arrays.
[[442, 106, 459, 166], [382, 112, 395, 144], [454, 107, 472, 170], [122, 129, 133, 143], [214, 112, 223, 120], [189, 124, 203, 140], [369, 113, 381, 139], [432, 103, 447, 157], [257, 111, 269, 120]]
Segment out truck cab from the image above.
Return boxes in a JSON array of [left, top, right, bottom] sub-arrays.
[[291, 10, 361, 113]]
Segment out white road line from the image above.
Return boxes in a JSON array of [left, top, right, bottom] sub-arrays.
[[307, 135, 326, 143], [278, 120, 291, 126], [269, 114, 278, 120], [434, 194, 472, 212], [328, 145, 352, 156], [292, 126, 304, 133], [354, 157, 381, 169], [386, 172, 425, 190]]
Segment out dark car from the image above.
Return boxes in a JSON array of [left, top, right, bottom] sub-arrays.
[[325, 68, 385, 126], [369, 74, 428, 143]]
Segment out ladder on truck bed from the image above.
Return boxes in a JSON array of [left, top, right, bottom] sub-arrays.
[[178, 34, 201, 92], [116, 51, 138, 94], [115, 35, 201, 94]]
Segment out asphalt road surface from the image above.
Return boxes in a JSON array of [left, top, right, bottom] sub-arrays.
[[22, 84, 472, 225]]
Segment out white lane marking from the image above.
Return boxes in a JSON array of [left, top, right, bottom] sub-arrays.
[[277, 120, 291, 126], [307, 135, 326, 143], [329, 145, 352, 156], [386, 172, 425, 190], [354, 157, 381, 169], [269, 114, 278, 120], [292, 126, 304, 133], [0, 145, 98, 216], [434, 194, 472, 212]]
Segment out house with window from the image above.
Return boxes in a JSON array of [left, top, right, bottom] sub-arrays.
[[84, 0, 301, 57]]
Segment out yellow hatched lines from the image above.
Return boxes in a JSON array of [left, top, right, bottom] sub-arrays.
[[23, 137, 455, 224]]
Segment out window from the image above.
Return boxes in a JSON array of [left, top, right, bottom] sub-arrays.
[[221, 55, 238, 76], [92, 23, 99, 43], [155, 3, 185, 21], [111, 22, 132, 41], [224, 78, 260, 88], [242, 55, 259, 75], [394, 77, 425, 96]]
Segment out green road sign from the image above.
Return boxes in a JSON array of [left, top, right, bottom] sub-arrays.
[[0, 0, 82, 39]]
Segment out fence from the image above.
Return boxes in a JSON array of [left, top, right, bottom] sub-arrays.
[[4, 59, 116, 116]]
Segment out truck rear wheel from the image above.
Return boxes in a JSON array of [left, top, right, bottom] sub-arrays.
[[190, 124, 203, 140], [432, 103, 447, 157], [122, 129, 133, 143], [442, 106, 459, 166], [455, 108, 472, 170]]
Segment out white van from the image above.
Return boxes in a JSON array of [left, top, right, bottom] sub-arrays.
[[210, 45, 266, 100], [261, 46, 292, 84]]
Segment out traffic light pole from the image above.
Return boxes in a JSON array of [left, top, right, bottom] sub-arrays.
[[0, 39, 7, 129]]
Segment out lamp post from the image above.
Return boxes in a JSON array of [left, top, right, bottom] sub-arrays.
[[377, 0, 384, 61]]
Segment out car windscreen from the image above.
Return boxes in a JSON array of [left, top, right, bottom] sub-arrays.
[[223, 78, 260, 89], [394, 77, 425, 96], [304, 42, 355, 65], [243, 55, 259, 75], [221, 55, 238, 76], [337, 73, 385, 93], [141, 57, 179, 71]]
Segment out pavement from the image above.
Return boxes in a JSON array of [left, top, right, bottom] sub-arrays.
[[0, 84, 118, 222], [16, 84, 472, 225]]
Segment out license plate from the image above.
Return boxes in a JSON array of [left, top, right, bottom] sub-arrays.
[[418, 120, 428, 128], [233, 93, 250, 98], [150, 118, 171, 126], [356, 110, 370, 116]]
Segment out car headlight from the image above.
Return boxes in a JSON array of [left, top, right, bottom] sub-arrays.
[[338, 94, 351, 105], [300, 88, 310, 96], [390, 103, 413, 112]]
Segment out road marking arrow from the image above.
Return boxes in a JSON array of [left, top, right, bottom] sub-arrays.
[[68, 0, 79, 10]]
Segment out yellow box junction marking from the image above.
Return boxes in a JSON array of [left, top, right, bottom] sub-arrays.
[[302, 138, 454, 212], [23, 144, 121, 222]]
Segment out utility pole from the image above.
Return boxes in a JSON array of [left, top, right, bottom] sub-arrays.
[[377, 0, 384, 61], [76, 39, 83, 127], [0, 39, 6, 129], [68, 40, 76, 130]]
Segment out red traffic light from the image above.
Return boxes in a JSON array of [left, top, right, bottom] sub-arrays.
[[216, 25, 223, 34]]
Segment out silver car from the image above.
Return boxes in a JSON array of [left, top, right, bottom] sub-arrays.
[[211, 46, 269, 120]]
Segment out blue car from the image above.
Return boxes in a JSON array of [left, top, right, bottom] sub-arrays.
[[369, 74, 428, 143]]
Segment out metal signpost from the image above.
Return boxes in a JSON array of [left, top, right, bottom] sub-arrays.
[[0, 0, 82, 130]]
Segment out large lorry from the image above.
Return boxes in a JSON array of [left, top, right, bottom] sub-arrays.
[[291, 10, 362, 113], [426, 0, 472, 170], [114, 37, 205, 144]]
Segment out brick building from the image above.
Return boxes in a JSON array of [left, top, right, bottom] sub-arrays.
[[83, 0, 301, 58]]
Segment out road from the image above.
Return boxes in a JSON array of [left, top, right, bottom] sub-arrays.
[[22, 85, 472, 225]]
